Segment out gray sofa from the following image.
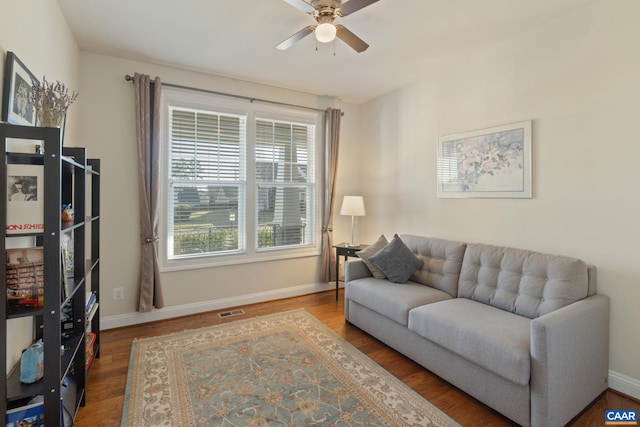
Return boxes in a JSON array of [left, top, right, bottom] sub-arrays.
[[344, 234, 609, 427]]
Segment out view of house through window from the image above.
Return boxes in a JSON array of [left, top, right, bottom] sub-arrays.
[[164, 93, 318, 265], [255, 119, 315, 249]]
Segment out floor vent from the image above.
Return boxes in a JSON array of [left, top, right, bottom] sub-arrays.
[[218, 309, 245, 318]]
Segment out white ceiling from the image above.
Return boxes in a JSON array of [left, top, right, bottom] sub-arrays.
[[57, 0, 596, 104]]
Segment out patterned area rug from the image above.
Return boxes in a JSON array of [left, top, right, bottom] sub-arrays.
[[121, 309, 459, 426]]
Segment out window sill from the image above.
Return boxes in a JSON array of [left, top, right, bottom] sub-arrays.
[[159, 246, 321, 272]]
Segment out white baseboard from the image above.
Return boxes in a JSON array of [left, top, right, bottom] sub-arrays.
[[101, 282, 337, 330], [609, 370, 640, 400]]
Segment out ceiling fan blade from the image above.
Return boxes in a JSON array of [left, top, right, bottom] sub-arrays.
[[276, 26, 315, 50], [339, 0, 379, 16], [281, 0, 315, 14], [335, 25, 369, 52]]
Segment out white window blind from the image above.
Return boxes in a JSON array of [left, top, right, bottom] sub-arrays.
[[255, 119, 315, 249], [168, 107, 246, 258]]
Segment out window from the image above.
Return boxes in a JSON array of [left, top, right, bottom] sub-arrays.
[[255, 119, 315, 249], [168, 107, 246, 257], [161, 89, 321, 270]]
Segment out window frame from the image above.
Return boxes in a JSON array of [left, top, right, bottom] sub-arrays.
[[253, 116, 317, 252], [159, 87, 323, 271]]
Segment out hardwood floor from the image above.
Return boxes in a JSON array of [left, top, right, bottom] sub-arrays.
[[76, 290, 639, 426]]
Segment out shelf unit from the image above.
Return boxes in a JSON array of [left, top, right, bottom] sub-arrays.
[[0, 123, 100, 426]]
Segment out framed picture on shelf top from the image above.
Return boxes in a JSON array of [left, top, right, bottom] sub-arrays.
[[437, 120, 532, 199], [2, 51, 38, 126]]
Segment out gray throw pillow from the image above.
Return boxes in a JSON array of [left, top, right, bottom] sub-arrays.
[[356, 234, 388, 279], [369, 234, 423, 283]]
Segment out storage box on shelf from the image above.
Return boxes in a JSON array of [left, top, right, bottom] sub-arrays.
[[0, 123, 100, 426]]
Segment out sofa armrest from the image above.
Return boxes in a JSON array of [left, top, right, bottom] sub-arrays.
[[344, 259, 372, 283], [344, 259, 372, 322], [530, 294, 610, 427]]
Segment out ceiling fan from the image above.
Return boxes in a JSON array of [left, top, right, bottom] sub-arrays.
[[277, 0, 379, 53]]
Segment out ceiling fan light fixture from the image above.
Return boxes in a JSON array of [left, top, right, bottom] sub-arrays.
[[315, 22, 337, 43]]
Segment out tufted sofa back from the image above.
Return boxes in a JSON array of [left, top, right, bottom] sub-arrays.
[[458, 243, 592, 319], [400, 234, 467, 297]]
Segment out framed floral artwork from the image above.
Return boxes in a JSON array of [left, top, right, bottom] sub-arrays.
[[437, 120, 532, 198], [2, 51, 38, 126]]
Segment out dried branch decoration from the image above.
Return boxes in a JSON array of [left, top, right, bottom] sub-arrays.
[[29, 77, 79, 127]]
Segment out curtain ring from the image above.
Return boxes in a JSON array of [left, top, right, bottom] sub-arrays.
[[145, 236, 159, 243]]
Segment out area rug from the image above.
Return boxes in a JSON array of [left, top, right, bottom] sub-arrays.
[[121, 309, 459, 426]]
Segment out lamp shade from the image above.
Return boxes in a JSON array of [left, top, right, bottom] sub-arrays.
[[340, 196, 366, 216], [315, 22, 337, 43]]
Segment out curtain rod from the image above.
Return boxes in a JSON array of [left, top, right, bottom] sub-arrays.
[[124, 74, 342, 115]]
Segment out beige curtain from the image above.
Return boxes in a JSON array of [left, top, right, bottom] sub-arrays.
[[134, 73, 164, 311], [320, 108, 342, 283]]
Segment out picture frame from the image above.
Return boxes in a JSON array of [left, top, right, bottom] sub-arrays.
[[62, 233, 74, 274], [2, 51, 38, 126], [6, 164, 44, 234], [61, 245, 70, 300], [5, 247, 45, 314], [437, 120, 532, 198]]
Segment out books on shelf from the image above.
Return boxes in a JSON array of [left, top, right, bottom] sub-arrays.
[[85, 291, 96, 309], [85, 332, 97, 371], [6, 164, 44, 235], [5, 247, 44, 313], [86, 291, 99, 326]]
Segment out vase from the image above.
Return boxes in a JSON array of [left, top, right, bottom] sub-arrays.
[[37, 108, 65, 128]]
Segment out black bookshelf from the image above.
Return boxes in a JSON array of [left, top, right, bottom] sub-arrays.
[[0, 123, 100, 425]]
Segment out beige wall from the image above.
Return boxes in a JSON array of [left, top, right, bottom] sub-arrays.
[[1, 0, 80, 371], [356, 0, 640, 392], [76, 53, 361, 325]]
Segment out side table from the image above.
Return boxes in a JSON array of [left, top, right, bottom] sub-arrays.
[[333, 243, 368, 300]]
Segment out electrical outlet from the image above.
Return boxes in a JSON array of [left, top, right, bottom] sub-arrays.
[[113, 287, 124, 301]]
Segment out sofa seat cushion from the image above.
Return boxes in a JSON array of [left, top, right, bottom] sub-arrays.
[[346, 278, 453, 326], [408, 298, 531, 385]]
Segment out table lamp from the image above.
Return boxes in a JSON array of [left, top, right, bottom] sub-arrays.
[[340, 196, 366, 247]]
